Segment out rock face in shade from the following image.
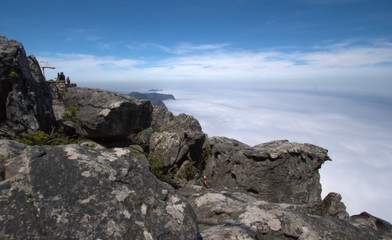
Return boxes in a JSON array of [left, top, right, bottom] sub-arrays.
[[0, 36, 56, 139], [203, 138, 330, 204], [63, 87, 153, 140], [0, 140, 199, 239]]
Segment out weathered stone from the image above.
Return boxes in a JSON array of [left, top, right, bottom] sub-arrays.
[[203, 138, 330, 204], [321, 192, 350, 220], [130, 107, 206, 186], [350, 212, 392, 239], [0, 140, 199, 239], [151, 106, 202, 133], [0, 36, 56, 139], [63, 87, 152, 140], [179, 186, 386, 240]]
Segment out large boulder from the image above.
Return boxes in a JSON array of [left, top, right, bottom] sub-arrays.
[[130, 107, 207, 186], [203, 138, 330, 204], [0, 36, 56, 139], [0, 140, 199, 239], [179, 186, 390, 240], [63, 87, 152, 140]]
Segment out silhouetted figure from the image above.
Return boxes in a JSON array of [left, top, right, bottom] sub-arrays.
[[59, 72, 65, 81]]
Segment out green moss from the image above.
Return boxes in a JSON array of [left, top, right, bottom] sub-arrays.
[[147, 154, 164, 179], [8, 71, 19, 78], [130, 149, 142, 158]]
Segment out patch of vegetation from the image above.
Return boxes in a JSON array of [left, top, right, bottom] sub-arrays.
[[17, 131, 50, 146], [172, 164, 179, 173], [180, 161, 198, 181], [156, 127, 170, 133], [62, 106, 78, 122], [16, 128, 78, 146], [81, 142, 97, 148], [8, 71, 19, 78], [130, 149, 142, 159], [197, 141, 211, 173], [147, 154, 164, 179]]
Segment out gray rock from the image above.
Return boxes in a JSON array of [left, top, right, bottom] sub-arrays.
[[350, 212, 392, 239], [179, 186, 387, 240], [131, 107, 206, 186], [321, 192, 350, 220], [203, 138, 330, 204], [0, 140, 199, 239], [63, 87, 152, 140], [0, 36, 56, 139]]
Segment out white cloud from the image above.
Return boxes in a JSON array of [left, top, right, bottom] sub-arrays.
[[164, 86, 392, 223], [126, 42, 229, 55], [38, 40, 392, 94]]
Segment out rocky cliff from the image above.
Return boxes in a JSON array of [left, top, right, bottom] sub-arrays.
[[1, 36, 391, 239], [0, 36, 56, 139]]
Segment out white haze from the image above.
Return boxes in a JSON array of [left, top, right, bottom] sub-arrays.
[[161, 84, 392, 223]]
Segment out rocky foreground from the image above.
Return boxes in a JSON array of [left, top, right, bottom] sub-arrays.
[[1, 35, 392, 239]]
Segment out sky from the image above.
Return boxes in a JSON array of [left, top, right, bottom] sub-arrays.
[[1, 0, 392, 94], [1, 0, 392, 221]]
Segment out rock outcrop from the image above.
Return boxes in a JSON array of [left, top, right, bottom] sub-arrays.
[[0, 36, 56, 139], [0, 140, 199, 239], [130, 107, 207, 187], [203, 138, 330, 204], [178, 186, 388, 239], [63, 87, 153, 140]]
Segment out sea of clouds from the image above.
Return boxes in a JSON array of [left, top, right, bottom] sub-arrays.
[[161, 84, 392, 222]]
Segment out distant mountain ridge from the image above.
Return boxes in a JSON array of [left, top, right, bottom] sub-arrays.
[[128, 91, 175, 109]]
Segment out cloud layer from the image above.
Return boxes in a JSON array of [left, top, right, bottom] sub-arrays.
[[38, 40, 392, 94], [164, 86, 392, 222]]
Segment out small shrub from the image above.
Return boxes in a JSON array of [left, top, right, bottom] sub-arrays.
[[8, 71, 19, 78], [182, 161, 198, 180], [148, 154, 164, 179], [16, 129, 78, 146], [62, 106, 78, 122], [17, 131, 50, 146]]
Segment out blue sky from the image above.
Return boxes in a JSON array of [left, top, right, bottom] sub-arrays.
[[1, 0, 392, 94]]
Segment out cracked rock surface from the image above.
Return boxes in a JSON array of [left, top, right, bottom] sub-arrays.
[[64, 87, 153, 140], [203, 137, 330, 204], [0, 140, 199, 239], [178, 186, 385, 240]]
